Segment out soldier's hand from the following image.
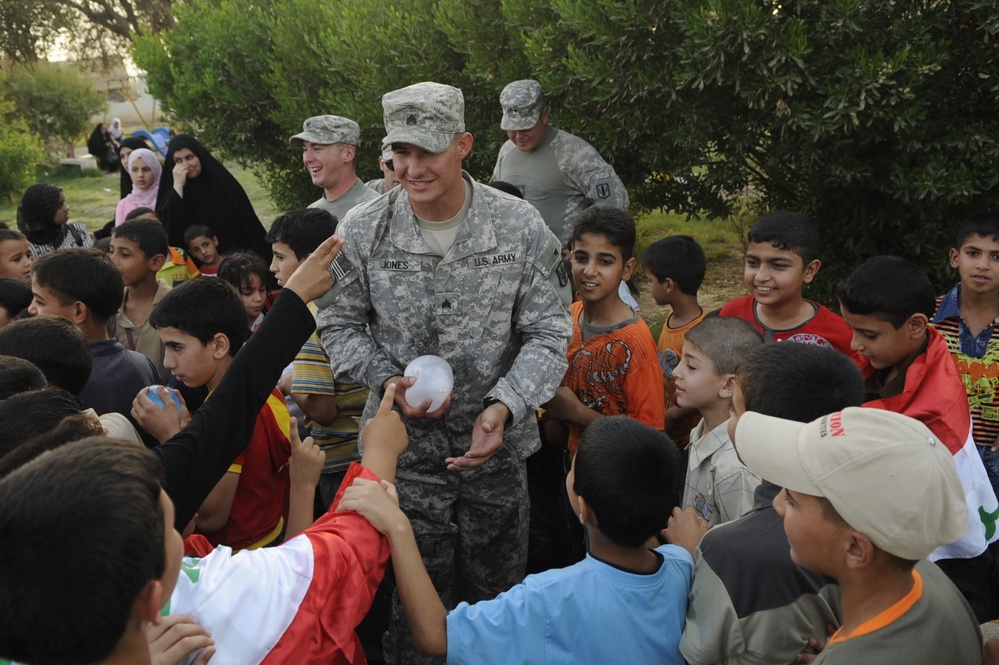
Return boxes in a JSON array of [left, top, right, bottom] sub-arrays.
[[383, 375, 452, 420], [446, 402, 509, 471]]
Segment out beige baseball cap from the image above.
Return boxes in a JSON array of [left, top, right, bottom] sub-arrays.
[[735, 407, 968, 560], [381, 82, 465, 154]]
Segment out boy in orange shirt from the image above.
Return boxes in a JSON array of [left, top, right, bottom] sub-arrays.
[[642, 235, 707, 448], [544, 206, 665, 453]]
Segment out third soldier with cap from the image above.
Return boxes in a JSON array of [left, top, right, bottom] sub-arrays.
[[291, 114, 379, 219], [492, 79, 629, 247]]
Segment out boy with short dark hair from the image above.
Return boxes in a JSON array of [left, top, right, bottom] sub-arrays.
[[932, 212, 999, 498], [0, 228, 32, 283], [344, 415, 693, 663], [0, 355, 46, 400], [734, 407, 984, 665], [642, 235, 707, 448], [184, 224, 222, 276], [144, 277, 291, 550], [674, 343, 863, 665], [674, 316, 762, 526], [267, 207, 369, 510], [110, 219, 173, 381], [720, 211, 855, 357], [0, 383, 405, 665], [124, 208, 199, 286], [29, 248, 159, 437], [0, 317, 91, 397], [543, 205, 665, 454], [838, 255, 999, 618]]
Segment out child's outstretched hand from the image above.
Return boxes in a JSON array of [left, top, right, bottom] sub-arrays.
[[283, 234, 346, 304], [338, 478, 405, 535], [363, 383, 409, 459], [289, 416, 324, 492]]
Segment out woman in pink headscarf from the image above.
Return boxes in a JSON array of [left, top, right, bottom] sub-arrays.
[[114, 148, 162, 226]]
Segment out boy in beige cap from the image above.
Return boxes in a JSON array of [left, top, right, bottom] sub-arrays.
[[291, 114, 378, 219], [733, 407, 983, 664]]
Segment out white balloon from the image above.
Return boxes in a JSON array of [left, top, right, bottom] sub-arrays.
[[404, 355, 454, 411]]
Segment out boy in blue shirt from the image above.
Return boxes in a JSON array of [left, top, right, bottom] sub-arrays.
[[342, 416, 693, 664]]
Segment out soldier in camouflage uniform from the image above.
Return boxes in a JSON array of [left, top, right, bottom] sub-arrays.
[[291, 114, 380, 220], [317, 81, 571, 664], [492, 79, 630, 247]]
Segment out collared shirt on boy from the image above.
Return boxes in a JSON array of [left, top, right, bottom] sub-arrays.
[[933, 285, 999, 448], [683, 418, 760, 527]]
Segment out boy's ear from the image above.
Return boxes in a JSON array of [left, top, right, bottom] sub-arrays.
[[622, 256, 637, 282], [149, 253, 167, 272], [132, 579, 164, 624], [210, 332, 231, 359], [906, 313, 929, 339], [844, 529, 876, 571], [69, 300, 88, 325], [949, 248, 960, 269], [577, 495, 594, 527], [802, 258, 822, 284], [718, 373, 737, 400]]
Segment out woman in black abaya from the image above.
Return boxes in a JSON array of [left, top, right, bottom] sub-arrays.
[[87, 124, 118, 172], [156, 134, 270, 261]]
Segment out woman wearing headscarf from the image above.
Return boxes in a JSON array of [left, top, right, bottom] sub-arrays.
[[108, 118, 124, 146], [17, 184, 94, 258], [156, 134, 270, 260], [87, 124, 118, 173], [115, 149, 163, 226], [117, 137, 151, 199]]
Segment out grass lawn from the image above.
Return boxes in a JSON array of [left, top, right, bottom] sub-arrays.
[[0, 163, 284, 233]]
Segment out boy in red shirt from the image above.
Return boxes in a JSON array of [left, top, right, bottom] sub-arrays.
[[138, 277, 292, 550], [720, 211, 856, 359]]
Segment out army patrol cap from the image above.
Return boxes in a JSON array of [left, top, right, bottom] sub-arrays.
[[382, 82, 465, 154], [290, 115, 361, 147], [500, 80, 544, 131]]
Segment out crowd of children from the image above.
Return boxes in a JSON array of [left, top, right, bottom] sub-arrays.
[[1, 143, 999, 665]]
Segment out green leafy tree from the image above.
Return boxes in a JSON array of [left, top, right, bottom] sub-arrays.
[[3, 62, 106, 151], [135, 0, 999, 293], [0, 80, 46, 201], [0, 0, 173, 61]]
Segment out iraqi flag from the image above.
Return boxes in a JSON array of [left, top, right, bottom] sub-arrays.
[[863, 328, 999, 561], [167, 463, 388, 664]]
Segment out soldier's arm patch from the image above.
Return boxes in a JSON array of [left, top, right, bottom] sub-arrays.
[[534, 230, 564, 278], [588, 173, 614, 201], [322, 253, 359, 301]]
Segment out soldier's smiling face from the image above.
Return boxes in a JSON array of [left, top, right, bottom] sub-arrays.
[[391, 133, 473, 221]]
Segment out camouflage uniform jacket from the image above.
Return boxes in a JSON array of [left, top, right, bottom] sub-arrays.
[[317, 174, 571, 465], [492, 126, 629, 245]]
